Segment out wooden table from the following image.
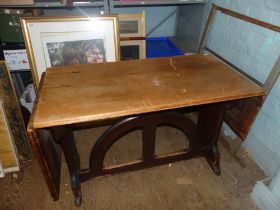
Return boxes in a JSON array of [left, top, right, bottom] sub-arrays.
[[28, 54, 264, 206]]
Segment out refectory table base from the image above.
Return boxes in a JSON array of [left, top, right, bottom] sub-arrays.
[[46, 102, 227, 206]]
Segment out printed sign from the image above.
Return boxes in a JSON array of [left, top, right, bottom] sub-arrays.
[[3, 49, 30, 71]]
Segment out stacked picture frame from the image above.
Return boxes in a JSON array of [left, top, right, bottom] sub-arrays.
[[0, 97, 20, 174], [118, 12, 146, 61], [0, 61, 31, 162]]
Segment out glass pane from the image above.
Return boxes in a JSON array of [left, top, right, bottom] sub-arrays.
[[119, 21, 139, 34], [120, 45, 140, 60]]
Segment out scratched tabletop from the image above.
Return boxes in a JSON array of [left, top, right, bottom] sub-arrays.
[[29, 54, 264, 129]]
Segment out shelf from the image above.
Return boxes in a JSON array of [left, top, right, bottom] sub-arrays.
[[111, 0, 208, 6], [0, 1, 106, 8], [0, 0, 207, 8]]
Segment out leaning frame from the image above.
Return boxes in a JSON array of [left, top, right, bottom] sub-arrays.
[[197, 4, 280, 148], [198, 4, 280, 96], [20, 15, 120, 89], [0, 61, 32, 161]]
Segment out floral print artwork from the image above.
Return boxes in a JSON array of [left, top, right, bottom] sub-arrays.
[[46, 39, 106, 67]]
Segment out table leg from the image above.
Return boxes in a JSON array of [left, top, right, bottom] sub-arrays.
[[197, 103, 227, 176], [52, 127, 82, 206]]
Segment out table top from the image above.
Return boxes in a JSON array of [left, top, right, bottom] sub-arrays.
[[29, 54, 264, 129]]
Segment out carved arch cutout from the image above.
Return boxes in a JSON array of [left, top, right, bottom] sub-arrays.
[[155, 125, 190, 156], [103, 129, 142, 167], [83, 112, 198, 179]]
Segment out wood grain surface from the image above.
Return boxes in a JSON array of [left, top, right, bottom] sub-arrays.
[[30, 55, 264, 129]]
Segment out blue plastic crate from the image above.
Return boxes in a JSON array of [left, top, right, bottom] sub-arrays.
[[146, 37, 184, 58]]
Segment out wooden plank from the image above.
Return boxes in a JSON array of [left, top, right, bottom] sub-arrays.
[[216, 5, 280, 33], [120, 37, 146, 41], [27, 73, 62, 201], [28, 128, 62, 200], [198, 5, 217, 54], [30, 55, 264, 129]]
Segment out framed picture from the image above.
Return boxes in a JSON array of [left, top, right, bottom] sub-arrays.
[[3, 49, 30, 71], [0, 42, 26, 60], [20, 16, 120, 88], [120, 40, 146, 60], [0, 42, 33, 96], [118, 13, 146, 38], [0, 61, 31, 161], [118, 13, 146, 61], [0, 97, 20, 172]]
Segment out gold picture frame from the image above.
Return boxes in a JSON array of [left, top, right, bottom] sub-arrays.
[[20, 15, 120, 89], [118, 12, 146, 60], [120, 40, 146, 60], [0, 97, 20, 170], [0, 61, 31, 161], [118, 13, 146, 38]]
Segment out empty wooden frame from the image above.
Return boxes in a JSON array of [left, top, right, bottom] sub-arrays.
[[198, 5, 280, 140], [199, 4, 280, 96]]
